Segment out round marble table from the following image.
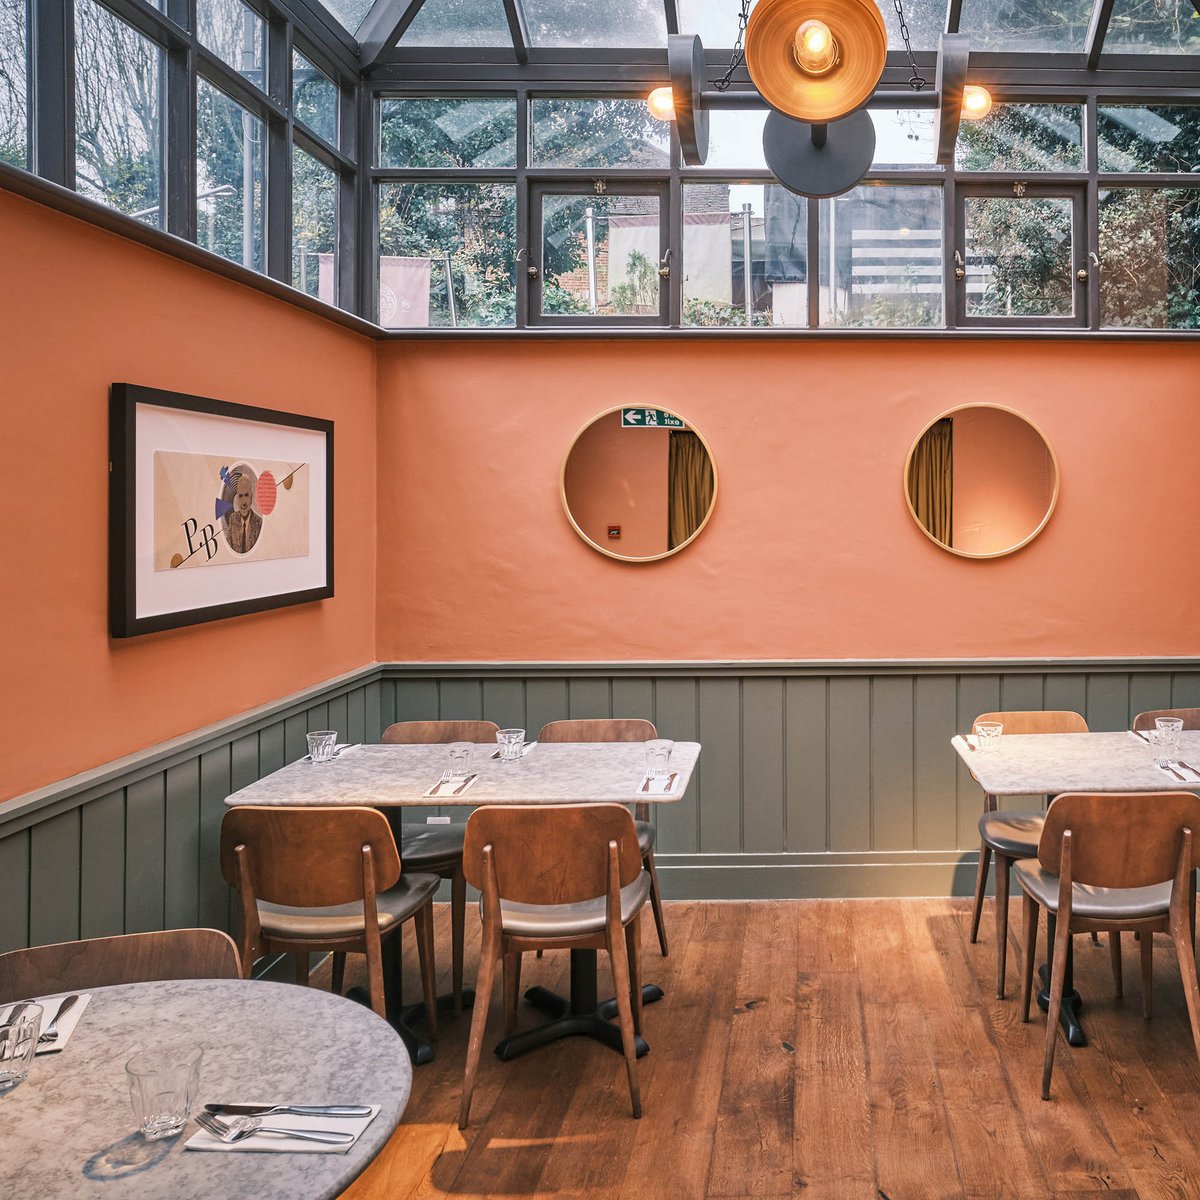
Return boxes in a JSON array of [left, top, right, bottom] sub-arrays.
[[0, 978, 411, 1200]]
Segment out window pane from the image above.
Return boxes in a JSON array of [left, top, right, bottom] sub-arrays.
[[379, 97, 516, 168], [377, 183, 515, 328], [1098, 105, 1200, 173], [819, 185, 943, 328], [681, 0, 942, 50], [0, 0, 27, 169], [958, 0, 1093, 52], [1105, 0, 1200, 53], [1100, 188, 1200, 328], [531, 98, 670, 168], [963, 196, 1074, 318], [198, 0, 265, 91], [523, 0, 665, 47], [293, 146, 338, 302], [871, 110, 938, 168], [401, 0, 512, 46], [956, 104, 1083, 172], [320, 0, 372, 34], [683, 184, 805, 328], [75, 0, 163, 225], [196, 80, 265, 272], [541, 194, 661, 317], [293, 51, 337, 146]]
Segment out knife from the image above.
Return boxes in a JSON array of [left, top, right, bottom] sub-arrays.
[[204, 1103, 372, 1117]]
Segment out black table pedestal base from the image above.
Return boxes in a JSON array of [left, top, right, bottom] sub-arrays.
[[345, 984, 436, 1065], [1036, 917, 1088, 1047], [400, 987, 475, 1030]]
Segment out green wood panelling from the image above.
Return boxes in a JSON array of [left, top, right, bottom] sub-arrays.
[[653, 678, 699, 855], [697, 679, 741, 853], [914, 676, 957, 851], [481, 678, 525, 733], [163, 760, 201, 930], [29, 809, 80, 946], [439, 679, 483, 720], [828, 677, 871, 852], [742, 678, 785, 854], [871, 676, 915, 852], [0, 831, 29, 953], [80, 790, 125, 940], [1087, 672, 1130, 732], [124, 775, 165, 935], [198, 746, 232, 931], [567, 677, 610, 719], [524, 678, 569, 741], [785, 677, 827, 853], [1043, 673, 1087, 719]]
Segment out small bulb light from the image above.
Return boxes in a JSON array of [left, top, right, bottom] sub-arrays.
[[793, 18, 838, 76], [961, 85, 993, 121], [646, 86, 676, 122]]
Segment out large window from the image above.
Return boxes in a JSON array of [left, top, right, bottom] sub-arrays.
[[293, 50, 338, 146], [75, 0, 164, 225], [379, 97, 516, 169], [292, 145, 337, 299], [0, 0, 27, 169], [530, 97, 670, 168], [198, 0, 266, 91]]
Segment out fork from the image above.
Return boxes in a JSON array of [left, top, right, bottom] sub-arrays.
[[38, 995, 79, 1044], [194, 1110, 354, 1145]]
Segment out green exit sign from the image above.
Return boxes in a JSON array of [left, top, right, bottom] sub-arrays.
[[621, 408, 684, 429]]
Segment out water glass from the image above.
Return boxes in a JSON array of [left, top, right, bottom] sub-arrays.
[[0, 1003, 42, 1091], [306, 730, 337, 764], [645, 739, 674, 778], [126, 1045, 202, 1140], [974, 721, 1003, 752], [447, 742, 473, 780], [1156, 717, 1184, 762], [496, 728, 525, 763]]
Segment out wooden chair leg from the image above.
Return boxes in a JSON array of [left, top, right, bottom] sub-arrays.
[[1021, 893, 1038, 1023], [451, 866, 466, 1016], [294, 952, 311, 986], [365, 937, 387, 1021], [1172, 917, 1200, 1068], [995, 854, 1010, 999], [502, 951, 523, 1037], [626, 916, 643, 1037], [1042, 915, 1071, 1100], [607, 929, 642, 1119], [1109, 931, 1123, 997], [331, 952, 346, 996], [1141, 931, 1154, 1020], [970, 841, 992, 945], [458, 927, 498, 1130], [414, 902, 438, 1040], [644, 851, 669, 958]]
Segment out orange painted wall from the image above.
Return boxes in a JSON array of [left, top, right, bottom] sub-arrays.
[[375, 337, 1200, 661], [564, 412, 670, 557], [0, 193, 377, 801]]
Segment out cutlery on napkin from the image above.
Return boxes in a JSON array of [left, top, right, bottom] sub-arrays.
[[1167, 761, 1200, 783], [423, 774, 478, 799], [1130, 729, 1152, 743], [185, 1104, 380, 1154], [302, 744, 358, 763], [28, 993, 90, 1054], [639, 772, 678, 796]]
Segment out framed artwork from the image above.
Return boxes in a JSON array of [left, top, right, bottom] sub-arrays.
[[109, 383, 334, 638]]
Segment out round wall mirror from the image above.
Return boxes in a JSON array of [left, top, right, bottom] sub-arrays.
[[903, 403, 1059, 559], [561, 406, 718, 563]]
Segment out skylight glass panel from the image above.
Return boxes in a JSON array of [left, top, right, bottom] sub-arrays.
[[319, 0, 373, 33], [680, 0, 940, 50], [957, 0, 1093, 52], [401, 0, 512, 46], [1104, 0, 1200, 54], [523, 0, 666, 48]]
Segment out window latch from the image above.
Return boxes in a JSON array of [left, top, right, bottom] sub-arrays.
[[516, 246, 538, 280], [658, 248, 671, 279], [953, 250, 965, 281]]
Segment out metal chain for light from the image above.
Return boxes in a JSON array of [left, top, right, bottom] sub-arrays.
[[894, 0, 929, 90], [713, 0, 753, 92]]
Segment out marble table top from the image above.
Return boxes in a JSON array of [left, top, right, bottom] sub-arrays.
[[224, 741, 701, 808], [952, 730, 1200, 796], [0, 979, 410, 1200]]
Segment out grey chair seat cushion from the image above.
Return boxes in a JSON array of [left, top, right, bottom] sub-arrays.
[[634, 819, 655, 856], [1013, 859, 1172, 920], [497, 871, 652, 938], [400, 822, 466, 872], [258, 873, 440, 939], [979, 810, 1044, 858]]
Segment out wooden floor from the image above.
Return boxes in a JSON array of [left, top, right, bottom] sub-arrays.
[[334, 899, 1200, 1200]]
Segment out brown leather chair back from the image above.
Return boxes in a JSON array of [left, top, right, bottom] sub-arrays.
[[1038, 792, 1200, 889], [0, 929, 240, 1003], [537, 719, 656, 743], [220, 806, 400, 908], [1133, 708, 1200, 732], [463, 804, 643, 905], [381, 720, 500, 744], [973, 710, 1088, 735]]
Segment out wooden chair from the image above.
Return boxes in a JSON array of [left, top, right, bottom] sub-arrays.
[[1016, 791, 1200, 1099], [969, 710, 1090, 999], [379, 719, 500, 1013], [1133, 708, 1200, 732], [0, 929, 241, 1002], [457, 803, 649, 1128], [219, 805, 440, 1028], [537, 719, 669, 957]]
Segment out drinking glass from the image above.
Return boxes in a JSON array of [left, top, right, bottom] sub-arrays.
[[973, 721, 1003, 752], [0, 1003, 42, 1091], [126, 1045, 202, 1140], [496, 728, 525, 763], [447, 742, 473, 780], [645, 739, 674, 778], [306, 730, 337, 764], [1156, 717, 1184, 763]]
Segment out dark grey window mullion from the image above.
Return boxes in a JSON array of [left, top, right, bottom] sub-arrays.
[[96, 0, 180, 43], [293, 126, 352, 172], [515, 85, 530, 327], [1084, 94, 1100, 329], [266, 13, 290, 281], [667, 166, 682, 327], [943, 173, 957, 329], [358, 74, 376, 320], [164, 40, 194, 239], [806, 198, 819, 328], [196, 48, 283, 121], [33, 0, 75, 186], [335, 75, 358, 313]]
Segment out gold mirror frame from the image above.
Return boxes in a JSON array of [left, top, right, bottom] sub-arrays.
[[560, 405, 719, 564], [903, 402, 1060, 560]]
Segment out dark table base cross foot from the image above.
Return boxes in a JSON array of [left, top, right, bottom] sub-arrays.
[[1035, 916, 1087, 1047], [345, 935, 441, 1065], [492, 948, 662, 1061]]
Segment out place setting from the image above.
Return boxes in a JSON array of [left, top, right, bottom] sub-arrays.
[[637, 739, 680, 795], [423, 742, 480, 798], [301, 731, 360, 764]]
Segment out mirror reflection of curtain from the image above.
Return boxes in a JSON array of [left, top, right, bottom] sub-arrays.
[[909, 418, 954, 547], [668, 431, 715, 550]]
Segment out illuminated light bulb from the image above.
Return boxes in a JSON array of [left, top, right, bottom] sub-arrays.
[[961, 84, 993, 121], [646, 86, 676, 122], [793, 18, 839, 76]]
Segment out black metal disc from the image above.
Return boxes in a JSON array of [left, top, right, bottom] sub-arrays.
[[762, 107, 876, 199], [668, 33, 709, 166]]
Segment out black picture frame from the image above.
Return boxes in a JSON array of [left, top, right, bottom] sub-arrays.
[[109, 383, 334, 638]]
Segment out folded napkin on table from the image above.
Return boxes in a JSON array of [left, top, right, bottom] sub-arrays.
[[963, 734, 979, 750], [5, 993, 93, 1055], [184, 1105, 380, 1155], [1160, 761, 1200, 783], [638, 772, 679, 796], [423, 774, 478, 799]]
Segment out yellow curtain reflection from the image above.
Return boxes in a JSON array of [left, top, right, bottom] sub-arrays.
[[668, 431, 715, 550], [908, 418, 953, 547]]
